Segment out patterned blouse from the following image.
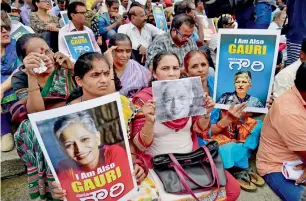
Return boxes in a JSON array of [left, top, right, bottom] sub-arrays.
[[217, 92, 265, 108], [30, 12, 60, 33]]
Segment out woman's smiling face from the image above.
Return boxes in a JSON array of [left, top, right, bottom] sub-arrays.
[[60, 123, 100, 167]]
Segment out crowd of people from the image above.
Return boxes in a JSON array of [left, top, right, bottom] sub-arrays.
[[1, 0, 306, 200]]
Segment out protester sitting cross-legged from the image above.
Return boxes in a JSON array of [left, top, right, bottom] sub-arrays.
[[48, 52, 155, 201], [12, 33, 76, 200], [184, 50, 264, 192], [0, 12, 22, 152], [257, 62, 306, 201], [30, 0, 60, 51], [131, 51, 240, 201], [107, 33, 150, 98]]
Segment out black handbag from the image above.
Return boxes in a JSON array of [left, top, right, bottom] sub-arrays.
[[152, 141, 227, 201]]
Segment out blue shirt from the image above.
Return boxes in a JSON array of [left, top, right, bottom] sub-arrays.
[[97, 12, 118, 36], [217, 92, 264, 108]]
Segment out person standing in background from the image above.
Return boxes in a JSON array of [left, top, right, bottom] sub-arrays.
[[236, 0, 276, 29], [285, 0, 306, 66]]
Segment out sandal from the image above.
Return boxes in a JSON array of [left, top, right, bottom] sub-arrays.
[[248, 171, 265, 187], [234, 171, 257, 192]]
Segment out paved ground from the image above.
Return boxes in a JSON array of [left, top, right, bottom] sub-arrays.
[[1, 174, 281, 201]]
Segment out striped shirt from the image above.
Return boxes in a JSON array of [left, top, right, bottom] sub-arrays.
[[145, 32, 198, 68]]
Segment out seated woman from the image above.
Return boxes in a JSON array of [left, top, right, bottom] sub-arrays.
[[30, 0, 60, 51], [12, 33, 75, 200], [131, 51, 240, 201], [53, 110, 134, 201], [0, 13, 21, 152], [217, 71, 265, 108], [51, 52, 158, 201], [184, 50, 264, 192], [108, 33, 150, 98]]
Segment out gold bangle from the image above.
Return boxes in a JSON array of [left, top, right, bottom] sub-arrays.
[[27, 87, 40, 93]]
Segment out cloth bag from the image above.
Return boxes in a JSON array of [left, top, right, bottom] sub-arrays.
[[152, 141, 227, 201]]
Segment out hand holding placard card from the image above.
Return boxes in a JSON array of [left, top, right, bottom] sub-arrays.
[[213, 29, 280, 113], [28, 93, 137, 201], [152, 77, 206, 122]]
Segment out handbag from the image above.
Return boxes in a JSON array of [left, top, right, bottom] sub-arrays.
[[152, 141, 227, 201]]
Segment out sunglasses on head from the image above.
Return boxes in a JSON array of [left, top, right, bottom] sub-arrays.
[[1, 25, 11, 32]]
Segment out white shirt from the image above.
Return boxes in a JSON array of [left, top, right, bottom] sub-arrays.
[[118, 22, 164, 50], [274, 59, 302, 98], [147, 119, 193, 156], [268, 21, 286, 43], [58, 22, 101, 59]]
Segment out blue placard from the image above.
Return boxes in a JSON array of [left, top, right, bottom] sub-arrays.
[[64, 32, 95, 61], [152, 4, 168, 32], [214, 29, 280, 113], [60, 11, 70, 25], [10, 24, 31, 42]]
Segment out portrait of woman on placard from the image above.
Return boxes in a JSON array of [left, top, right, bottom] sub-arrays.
[[53, 110, 133, 201], [156, 79, 204, 122], [217, 71, 264, 108]]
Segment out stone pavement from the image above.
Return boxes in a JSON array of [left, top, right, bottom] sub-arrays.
[[1, 146, 281, 201]]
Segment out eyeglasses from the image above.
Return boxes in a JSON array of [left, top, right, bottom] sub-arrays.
[[175, 29, 192, 40], [1, 25, 11, 32], [44, 48, 54, 56], [74, 11, 87, 15]]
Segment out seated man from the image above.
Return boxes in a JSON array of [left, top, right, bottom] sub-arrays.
[[58, 1, 101, 58], [256, 62, 306, 201], [145, 14, 198, 68], [274, 38, 306, 98], [118, 2, 163, 65]]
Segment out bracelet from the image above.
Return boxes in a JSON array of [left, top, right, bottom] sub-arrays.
[[27, 87, 40, 93]]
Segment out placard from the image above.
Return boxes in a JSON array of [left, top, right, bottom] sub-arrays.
[[214, 29, 280, 113], [152, 77, 205, 122], [197, 15, 217, 40], [60, 11, 70, 25], [28, 93, 137, 201], [10, 23, 34, 42], [63, 31, 95, 61], [152, 3, 168, 32]]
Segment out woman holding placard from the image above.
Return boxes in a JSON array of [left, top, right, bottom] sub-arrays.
[[12, 33, 76, 200], [184, 50, 264, 192], [131, 51, 240, 201]]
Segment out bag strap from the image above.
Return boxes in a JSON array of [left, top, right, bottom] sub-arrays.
[[168, 156, 200, 201], [168, 154, 215, 188], [168, 146, 221, 201]]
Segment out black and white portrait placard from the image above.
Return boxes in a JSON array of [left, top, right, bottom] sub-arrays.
[[152, 77, 206, 122]]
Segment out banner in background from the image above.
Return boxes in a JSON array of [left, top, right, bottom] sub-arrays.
[[28, 93, 137, 201], [60, 11, 70, 25], [152, 3, 168, 32], [10, 23, 34, 42], [197, 15, 217, 40], [214, 29, 280, 113], [63, 31, 95, 61]]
